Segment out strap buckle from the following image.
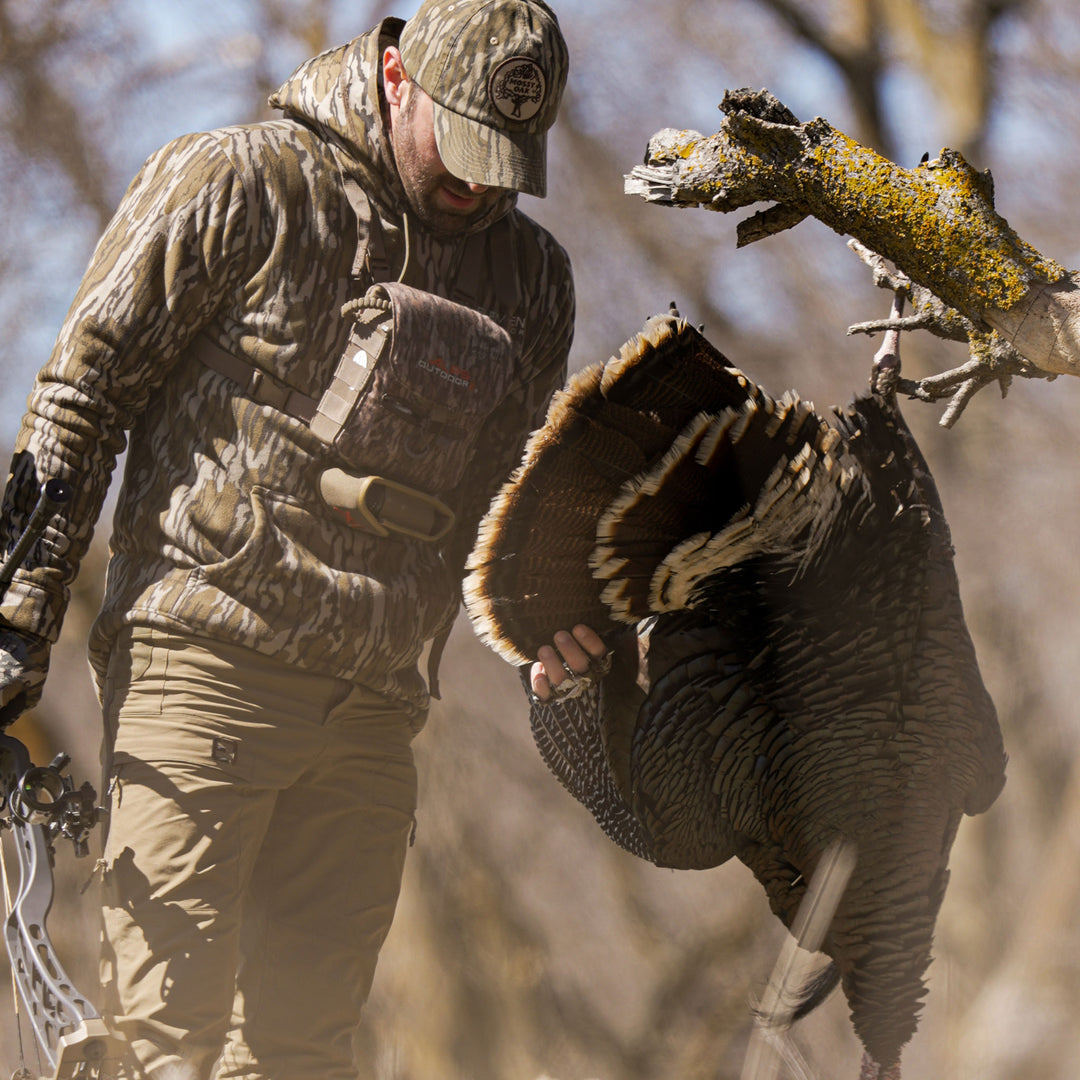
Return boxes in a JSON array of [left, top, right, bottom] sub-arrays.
[[318, 468, 455, 543]]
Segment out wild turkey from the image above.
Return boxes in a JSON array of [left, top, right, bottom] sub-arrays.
[[464, 308, 1007, 1078]]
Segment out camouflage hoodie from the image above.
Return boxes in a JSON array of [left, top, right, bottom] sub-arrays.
[[0, 19, 574, 722]]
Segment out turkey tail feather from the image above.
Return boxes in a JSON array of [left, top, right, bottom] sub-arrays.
[[466, 311, 758, 664], [465, 310, 861, 662]]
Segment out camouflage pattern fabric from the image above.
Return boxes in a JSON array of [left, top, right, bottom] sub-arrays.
[[0, 18, 574, 723], [399, 0, 569, 197], [0, 627, 49, 722]]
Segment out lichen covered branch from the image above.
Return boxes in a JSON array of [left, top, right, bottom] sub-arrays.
[[625, 88, 1080, 378]]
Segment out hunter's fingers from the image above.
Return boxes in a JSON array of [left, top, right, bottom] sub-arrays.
[[532, 625, 608, 702], [530, 661, 552, 701]]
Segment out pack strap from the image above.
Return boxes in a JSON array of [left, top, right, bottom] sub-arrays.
[[197, 334, 318, 425]]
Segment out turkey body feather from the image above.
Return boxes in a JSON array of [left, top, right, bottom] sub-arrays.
[[464, 311, 1006, 1073]]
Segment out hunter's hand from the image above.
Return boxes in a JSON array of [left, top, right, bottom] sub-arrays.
[[0, 628, 49, 726], [530, 625, 609, 703]]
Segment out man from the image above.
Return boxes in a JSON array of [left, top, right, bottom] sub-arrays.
[[0, 2, 574, 1076]]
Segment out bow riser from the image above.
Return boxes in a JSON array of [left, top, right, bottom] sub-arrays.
[[2, 735, 124, 1078]]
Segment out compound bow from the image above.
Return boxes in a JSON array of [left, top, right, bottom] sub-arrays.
[[0, 479, 122, 1079]]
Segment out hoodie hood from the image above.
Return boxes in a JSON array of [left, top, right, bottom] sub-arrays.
[[268, 20, 517, 234]]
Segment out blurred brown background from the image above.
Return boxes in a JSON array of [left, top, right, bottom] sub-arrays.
[[2, 1, 1079, 1077]]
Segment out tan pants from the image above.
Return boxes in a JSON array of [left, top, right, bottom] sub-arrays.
[[99, 628, 420, 1080]]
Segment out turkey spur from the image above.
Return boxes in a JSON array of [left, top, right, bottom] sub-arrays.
[[464, 309, 1007, 1077]]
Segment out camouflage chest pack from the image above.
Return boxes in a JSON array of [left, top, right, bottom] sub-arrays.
[[197, 213, 519, 542], [313, 278, 515, 540]]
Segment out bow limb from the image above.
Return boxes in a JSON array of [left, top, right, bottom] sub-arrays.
[[2, 734, 123, 1079]]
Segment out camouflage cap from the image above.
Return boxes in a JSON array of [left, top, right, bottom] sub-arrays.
[[398, 0, 568, 198]]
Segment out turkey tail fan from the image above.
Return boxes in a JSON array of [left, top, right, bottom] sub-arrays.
[[464, 362, 618, 666], [465, 310, 759, 665], [592, 390, 858, 622]]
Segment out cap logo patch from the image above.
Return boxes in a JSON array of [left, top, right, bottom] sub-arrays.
[[489, 57, 546, 121]]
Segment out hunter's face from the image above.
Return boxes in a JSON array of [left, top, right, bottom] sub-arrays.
[[392, 81, 505, 236]]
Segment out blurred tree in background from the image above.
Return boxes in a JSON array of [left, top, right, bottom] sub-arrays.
[[2, 1, 1080, 1077]]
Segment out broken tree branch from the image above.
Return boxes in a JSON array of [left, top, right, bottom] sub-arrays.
[[847, 241, 1058, 427], [624, 88, 1080, 379]]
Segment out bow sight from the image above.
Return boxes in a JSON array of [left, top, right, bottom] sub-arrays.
[[0, 479, 122, 1079]]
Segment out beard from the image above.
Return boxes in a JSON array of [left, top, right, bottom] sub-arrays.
[[391, 89, 504, 238]]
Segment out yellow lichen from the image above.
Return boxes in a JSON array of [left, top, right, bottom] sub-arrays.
[[793, 127, 1065, 315], [656, 115, 1065, 320]]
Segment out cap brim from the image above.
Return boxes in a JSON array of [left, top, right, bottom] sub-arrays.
[[432, 101, 547, 198]]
